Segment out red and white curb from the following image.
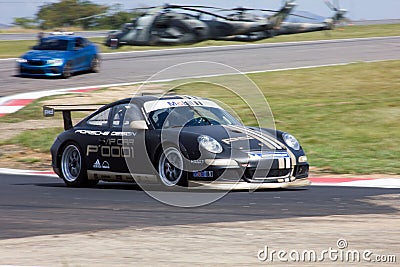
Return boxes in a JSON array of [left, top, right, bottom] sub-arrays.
[[0, 168, 399, 188], [0, 168, 56, 177], [0, 87, 101, 118]]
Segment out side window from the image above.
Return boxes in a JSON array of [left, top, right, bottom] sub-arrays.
[[87, 108, 110, 127], [112, 104, 143, 128], [75, 38, 84, 49], [81, 38, 89, 47]]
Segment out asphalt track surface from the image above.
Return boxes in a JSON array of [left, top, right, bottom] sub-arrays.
[[0, 173, 398, 240], [0, 36, 399, 97]]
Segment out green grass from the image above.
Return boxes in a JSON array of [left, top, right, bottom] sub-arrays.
[[1, 127, 63, 152], [1, 60, 399, 174], [17, 157, 41, 163], [1, 24, 399, 58]]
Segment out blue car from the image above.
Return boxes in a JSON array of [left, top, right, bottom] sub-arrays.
[[17, 34, 100, 78]]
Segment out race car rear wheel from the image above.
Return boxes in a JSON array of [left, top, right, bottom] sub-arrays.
[[158, 147, 188, 187], [62, 62, 72, 79], [90, 56, 100, 73], [60, 143, 97, 187]]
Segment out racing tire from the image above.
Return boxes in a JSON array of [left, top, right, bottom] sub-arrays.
[[60, 143, 98, 187], [61, 62, 72, 79], [90, 56, 100, 73], [157, 147, 188, 187]]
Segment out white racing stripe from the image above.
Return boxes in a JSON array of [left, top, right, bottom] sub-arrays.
[[278, 158, 285, 169], [226, 125, 282, 149], [225, 125, 293, 170], [241, 126, 298, 171]]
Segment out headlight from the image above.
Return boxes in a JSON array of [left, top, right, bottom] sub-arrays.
[[282, 133, 300, 150], [47, 59, 63, 65], [198, 135, 223, 154], [16, 58, 27, 63]]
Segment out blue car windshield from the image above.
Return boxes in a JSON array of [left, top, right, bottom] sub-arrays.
[[149, 106, 243, 129], [34, 39, 69, 51]]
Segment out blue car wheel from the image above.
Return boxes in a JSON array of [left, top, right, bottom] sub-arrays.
[[90, 56, 100, 73], [62, 61, 72, 79]]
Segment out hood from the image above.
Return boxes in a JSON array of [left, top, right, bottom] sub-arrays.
[[174, 125, 285, 152], [23, 50, 70, 60]]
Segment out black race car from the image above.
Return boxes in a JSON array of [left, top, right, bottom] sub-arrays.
[[44, 95, 310, 189]]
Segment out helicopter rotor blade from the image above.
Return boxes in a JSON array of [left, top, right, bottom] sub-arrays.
[[290, 13, 317, 20], [218, 7, 280, 13], [74, 12, 109, 21], [173, 6, 232, 21], [324, 0, 338, 11], [165, 4, 221, 9]]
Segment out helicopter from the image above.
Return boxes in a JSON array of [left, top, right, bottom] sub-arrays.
[[273, 0, 350, 36], [103, 1, 300, 47], [219, 0, 350, 41]]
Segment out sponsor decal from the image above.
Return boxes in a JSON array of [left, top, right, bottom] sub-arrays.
[[93, 159, 102, 169], [43, 107, 54, 117], [248, 151, 290, 159], [193, 171, 214, 178], [167, 100, 204, 107], [110, 131, 137, 137], [143, 99, 221, 112], [102, 161, 110, 169], [93, 159, 110, 169], [190, 159, 205, 164], [75, 130, 110, 136]]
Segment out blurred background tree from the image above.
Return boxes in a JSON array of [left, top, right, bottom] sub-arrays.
[[13, 17, 38, 29], [12, 0, 140, 30], [36, 0, 108, 29]]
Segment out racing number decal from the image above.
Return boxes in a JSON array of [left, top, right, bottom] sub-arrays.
[[86, 138, 135, 158]]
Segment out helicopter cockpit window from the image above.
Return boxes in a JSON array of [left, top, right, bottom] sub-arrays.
[[124, 23, 135, 30]]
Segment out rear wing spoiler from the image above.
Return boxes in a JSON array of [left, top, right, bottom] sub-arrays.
[[43, 104, 103, 130]]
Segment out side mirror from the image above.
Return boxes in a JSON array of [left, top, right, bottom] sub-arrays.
[[130, 120, 148, 130]]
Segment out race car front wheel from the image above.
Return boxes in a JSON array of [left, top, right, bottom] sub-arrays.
[[158, 147, 188, 187], [60, 143, 97, 187]]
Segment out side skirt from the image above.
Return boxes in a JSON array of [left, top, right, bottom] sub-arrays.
[[87, 170, 158, 183]]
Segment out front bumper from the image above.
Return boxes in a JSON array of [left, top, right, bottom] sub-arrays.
[[187, 155, 309, 184], [19, 64, 63, 76]]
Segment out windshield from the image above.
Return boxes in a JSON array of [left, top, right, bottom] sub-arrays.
[[34, 39, 69, 51], [149, 106, 242, 129]]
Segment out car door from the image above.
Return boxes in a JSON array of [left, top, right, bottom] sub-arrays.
[[72, 37, 87, 70], [108, 103, 148, 175], [78, 38, 93, 70], [77, 106, 113, 173]]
